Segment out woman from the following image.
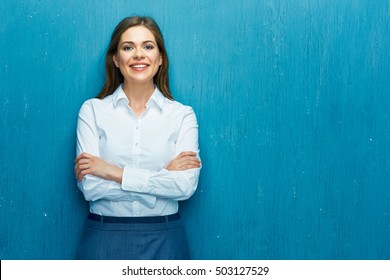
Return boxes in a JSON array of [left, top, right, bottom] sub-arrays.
[[74, 16, 201, 260]]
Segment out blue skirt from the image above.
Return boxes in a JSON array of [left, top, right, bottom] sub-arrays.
[[76, 213, 190, 260]]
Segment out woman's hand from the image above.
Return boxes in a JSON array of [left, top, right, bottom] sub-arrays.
[[166, 151, 201, 171], [74, 153, 123, 183]]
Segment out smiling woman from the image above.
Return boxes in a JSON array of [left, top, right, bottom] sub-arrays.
[[74, 16, 201, 260], [96, 16, 172, 101], [113, 26, 163, 99]]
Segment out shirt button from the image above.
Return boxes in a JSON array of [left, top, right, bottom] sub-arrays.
[[135, 143, 138, 146], [136, 126, 139, 130]]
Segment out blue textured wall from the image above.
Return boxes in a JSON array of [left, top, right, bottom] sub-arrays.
[[1, 0, 389, 259]]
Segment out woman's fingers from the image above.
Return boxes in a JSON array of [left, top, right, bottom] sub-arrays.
[[74, 153, 123, 183], [176, 157, 200, 168], [74, 152, 93, 163], [177, 151, 197, 158], [74, 153, 95, 180], [166, 151, 201, 171]]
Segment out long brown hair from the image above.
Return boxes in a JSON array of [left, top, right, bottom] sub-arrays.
[[96, 16, 173, 100]]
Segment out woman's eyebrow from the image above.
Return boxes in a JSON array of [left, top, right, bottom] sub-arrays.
[[121, 40, 157, 45]]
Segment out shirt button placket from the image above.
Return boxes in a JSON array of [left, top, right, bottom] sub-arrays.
[[133, 118, 141, 217], [134, 119, 141, 167]]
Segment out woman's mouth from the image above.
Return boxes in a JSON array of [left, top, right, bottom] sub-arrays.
[[130, 64, 149, 70]]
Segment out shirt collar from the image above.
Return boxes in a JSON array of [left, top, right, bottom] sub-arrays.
[[112, 85, 128, 107], [146, 87, 165, 111], [112, 85, 165, 111]]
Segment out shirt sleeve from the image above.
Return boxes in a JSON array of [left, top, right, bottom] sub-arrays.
[[121, 106, 201, 201], [76, 101, 142, 202]]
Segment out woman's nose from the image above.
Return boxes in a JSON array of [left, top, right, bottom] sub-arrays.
[[133, 48, 145, 59]]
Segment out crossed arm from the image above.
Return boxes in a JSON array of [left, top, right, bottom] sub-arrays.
[[74, 151, 201, 183], [75, 102, 201, 201]]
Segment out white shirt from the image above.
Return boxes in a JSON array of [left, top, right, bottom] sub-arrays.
[[76, 85, 201, 217]]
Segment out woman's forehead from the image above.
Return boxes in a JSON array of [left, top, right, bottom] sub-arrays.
[[120, 26, 156, 44]]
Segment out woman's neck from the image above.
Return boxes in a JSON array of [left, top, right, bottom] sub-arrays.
[[122, 81, 155, 116]]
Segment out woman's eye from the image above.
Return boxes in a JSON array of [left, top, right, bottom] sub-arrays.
[[123, 45, 133, 51], [144, 44, 154, 50]]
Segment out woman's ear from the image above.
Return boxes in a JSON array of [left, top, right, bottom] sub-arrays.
[[113, 54, 119, 68]]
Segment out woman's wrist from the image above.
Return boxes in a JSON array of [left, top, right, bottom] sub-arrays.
[[107, 165, 123, 184]]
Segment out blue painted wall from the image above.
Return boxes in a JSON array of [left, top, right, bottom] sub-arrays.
[[1, 0, 389, 259]]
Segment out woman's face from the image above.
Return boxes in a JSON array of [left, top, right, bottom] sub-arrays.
[[113, 26, 162, 86]]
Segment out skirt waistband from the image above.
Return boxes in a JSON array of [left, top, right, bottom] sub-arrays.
[[88, 212, 180, 224]]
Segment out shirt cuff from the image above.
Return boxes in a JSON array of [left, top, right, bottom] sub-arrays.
[[121, 166, 151, 193]]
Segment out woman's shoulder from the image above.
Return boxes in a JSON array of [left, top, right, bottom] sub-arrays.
[[81, 85, 121, 108], [81, 97, 97, 106], [81, 93, 113, 107], [78, 96, 111, 116], [166, 98, 196, 115], [162, 99, 198, 125]]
